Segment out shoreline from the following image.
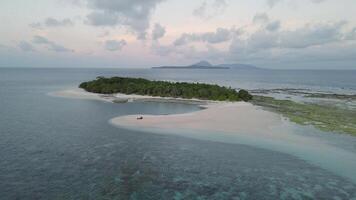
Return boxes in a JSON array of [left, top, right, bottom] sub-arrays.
[[50, 88, 214, 105], [51, 88, 356, 183], [110, 102, 284, 135], [52, 88, 287, 135], [51, 88, 283, 135]]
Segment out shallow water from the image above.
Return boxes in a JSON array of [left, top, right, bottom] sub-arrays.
[[1, 68, 356, 199], [128, 122, 356, 183]]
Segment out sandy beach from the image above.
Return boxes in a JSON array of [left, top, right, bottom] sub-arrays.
[[49, 88, 111, 102], [110, 102, 283, 135], [50, 88, 210, 104], [52, 88, 284, 135]]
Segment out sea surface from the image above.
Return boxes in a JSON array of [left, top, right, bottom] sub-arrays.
[[1, 68, 356, 199]]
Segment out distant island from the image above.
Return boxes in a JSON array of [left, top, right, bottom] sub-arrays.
[[79, 76, 253, 102], [153, 61, 260, 70]]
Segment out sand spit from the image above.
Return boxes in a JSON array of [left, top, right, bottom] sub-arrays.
[[110, 102, 283, 135]]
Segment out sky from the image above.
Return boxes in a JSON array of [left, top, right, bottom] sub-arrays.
[[0, 0, 356, 69]]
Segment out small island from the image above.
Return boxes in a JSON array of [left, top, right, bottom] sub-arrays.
[[75, 77, 356, 136], [153, 60, 260, 70], [79, 76, 253, 102]]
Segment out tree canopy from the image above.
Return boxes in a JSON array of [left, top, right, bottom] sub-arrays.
[[79, 77, 253, 102]]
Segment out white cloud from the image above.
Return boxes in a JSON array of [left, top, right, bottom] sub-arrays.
[[310, 0, 327, 3], [45, 18, 74, 27], [253, 13, 269, 24], [29, 23, 42, 29], [18, 41, 36, 52], [151, 42, 175, 56], [160, 20, 352, 66], [193, 0, 227, 19], [104, 40, 127, 51], [32, 36, 73, 52], [30, 18, 74, 29], [174, 27, 240, 46], [345, 27, 356, 40], [266, 20, 281, 32], [152, 23, 166, 40], [266, 0, 282, 8], [227, 21, 350, 66], [86, 12, 119, 26], [253, 13, 280, 32], [231, 21, 347, 53], [278, 21, 346, 48], [267, 0, 327, 8]]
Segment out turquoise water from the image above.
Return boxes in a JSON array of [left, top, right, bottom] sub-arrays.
[[1, 68, 356, 199]]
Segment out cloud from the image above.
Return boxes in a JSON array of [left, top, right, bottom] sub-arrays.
[[165, 21, 351, 66], [45, 18, 74, 27], [32, 35, 73, 52], [151, 41, 226, 63], [345, 27, 356, 40], [30, 18, 74, 29], [253, 13, 269, 24], [266, 20, 281, 32], [181, 45, 226, 61], [174, 27, 239, 46], [193, 0, 227, 19], [152, 23, 166, 40], [60, 0, 84, 6], [86, 12, 119, 26], [278, 21, 346, 48], [228, 21, 348, 63], [266, 0, 282, 8], [151, 42, 175, 56], [253, 13, 280, 32], [18, 41, 36, 52], [29, 22, 42, 29], [193, 1, 208, 18], [310, 0, 327, 3], [98, 31, 110, 38], [104, 40, 127, 51], [267, 0, 327, 8], [32, 36, 51, 44], [85, 0, 165, 39]]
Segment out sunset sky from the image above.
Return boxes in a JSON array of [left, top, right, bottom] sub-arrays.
[[1, 0, 356, 69]]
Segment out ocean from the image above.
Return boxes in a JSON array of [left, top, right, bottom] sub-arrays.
[[0, 68, 356, 199]]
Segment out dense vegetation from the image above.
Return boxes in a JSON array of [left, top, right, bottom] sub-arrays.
[[252, 95, 356, 135], [79, 76, 253, 102]]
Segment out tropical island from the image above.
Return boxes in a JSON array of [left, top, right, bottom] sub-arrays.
[[79, 76, 253, 102], [75, 76, 356, 136]]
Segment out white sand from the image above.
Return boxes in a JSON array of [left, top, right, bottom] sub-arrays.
[[110, 102, 284, 135], [49, 88, 109, 101], [50, 88, 209, 104]]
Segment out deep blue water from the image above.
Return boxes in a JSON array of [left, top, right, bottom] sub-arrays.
[[1, 68, 356, 199]]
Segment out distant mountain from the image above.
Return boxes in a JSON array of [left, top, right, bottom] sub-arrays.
[[153, 61, 260, 70], [189, 60, 213, 67], [154, 61, 228, 69]]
